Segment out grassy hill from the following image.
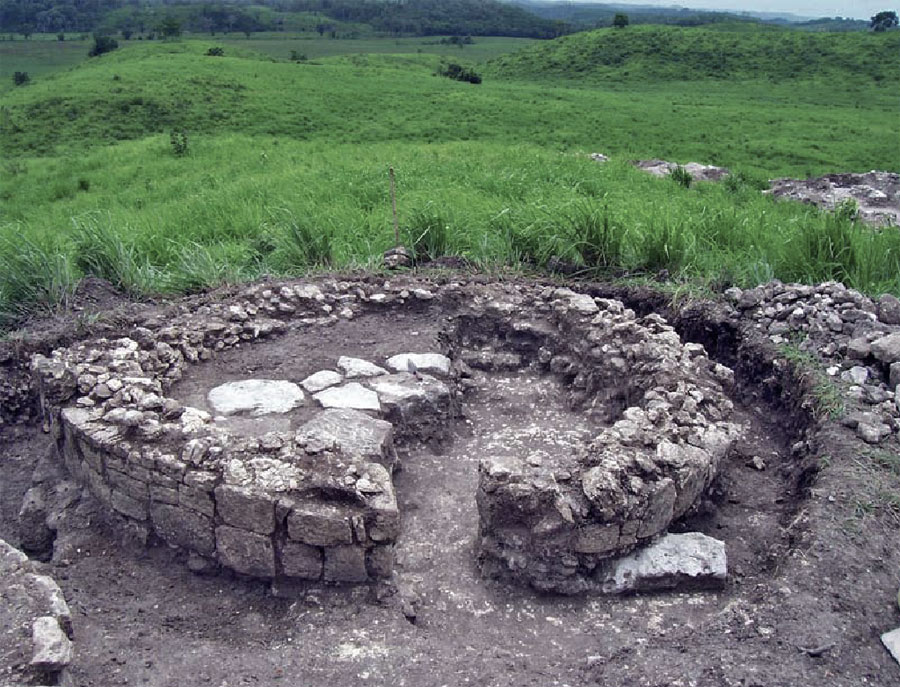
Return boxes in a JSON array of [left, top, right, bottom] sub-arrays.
[[2, 28, 899, 327], [486, 25, 900, 82]]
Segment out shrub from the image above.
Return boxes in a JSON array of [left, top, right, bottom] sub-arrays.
[[670, 165, 693, 188], [289, 50, 307, 62], [206, 46, 225, 56], [88, 35, 118, 57], [170, 129, 189, 156], [437, 62, 482, 84], [57, 33, 65, 41], [12, 71, 29, 86]]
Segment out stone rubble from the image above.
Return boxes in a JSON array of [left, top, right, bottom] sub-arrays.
[[0, 538, 74, 685], [767, 171, 900, 227], [633, 159, 731, 182]]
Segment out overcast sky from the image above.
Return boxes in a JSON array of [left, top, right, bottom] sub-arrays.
[[570, 1, 890, 20]]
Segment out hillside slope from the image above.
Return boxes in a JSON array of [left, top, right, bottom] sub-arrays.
[[486, 25, 900, 82]]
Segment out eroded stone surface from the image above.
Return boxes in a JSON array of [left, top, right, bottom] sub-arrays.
[[207, 379, 304, 416], [767, 171, 899, 227], [314, 383, 381, 411], [386, 353, 452, 376], [634, 159, 730, 182], [301, 370, 342, 393], [295, 408, 395, 468], [602, 532, 727, 593], [337, 356, 388, 378]]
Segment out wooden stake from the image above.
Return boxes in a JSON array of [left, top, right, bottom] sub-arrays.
[[389, 166, 400, 247]]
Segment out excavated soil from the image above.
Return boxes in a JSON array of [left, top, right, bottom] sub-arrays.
[[1, 274, 898, 687]]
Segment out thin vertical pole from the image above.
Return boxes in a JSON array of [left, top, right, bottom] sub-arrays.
[[389, 166, 400, 247]]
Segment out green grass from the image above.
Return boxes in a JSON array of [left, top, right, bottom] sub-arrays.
[[1, 28, 898, 328], [0, 36, 93, 93], [3, 136, 900, 327]]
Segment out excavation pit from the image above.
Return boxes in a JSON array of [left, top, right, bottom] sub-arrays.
[[31, 279, 742, 593]]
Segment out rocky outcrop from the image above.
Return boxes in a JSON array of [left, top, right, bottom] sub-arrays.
[[767, 171, 900, 227], [633, 159, 730, 182]]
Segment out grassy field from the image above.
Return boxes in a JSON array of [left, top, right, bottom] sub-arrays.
[[1, 27, 898, 328]]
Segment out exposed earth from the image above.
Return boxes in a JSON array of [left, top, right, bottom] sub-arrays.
[[1, 272, 899, 687]]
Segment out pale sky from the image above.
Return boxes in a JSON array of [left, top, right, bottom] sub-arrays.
[[567, 1, 893, 20]]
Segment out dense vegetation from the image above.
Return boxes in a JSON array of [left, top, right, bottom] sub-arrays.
[[1, 25, 898, 328], [0, 0, 567, 38], [487, 24, 900, 82]]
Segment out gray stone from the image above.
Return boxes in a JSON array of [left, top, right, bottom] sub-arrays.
[[150, 503, 215, 555], [287, 503, 353, 546], [877, 294, 900, 325], [324, 545, 368, 582], [18, 486, 53, 554], [313, 383, 381, 411], [281, 541, 323, 579], [215, 525, 276, 577], [367, 373, 450, 419], [882, 627, 900, 666], [207, 379, 304, 416], [386, 353, 452, 377], [337, 356, 388, 378], [847, 338, 872, 359], [603, 532, 727, 593], [856, 422, 892, 444], [295, 409, 394, 466], [30, 616, 73, 671], [890, 362, 900, 389], [366, 545, 394, 579], [871, 333, 900, 365], [301, 370, 343, 393], [215, 484, 275, 535], [841, 366, 869, 385]]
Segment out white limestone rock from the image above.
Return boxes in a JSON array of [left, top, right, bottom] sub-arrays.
[[386, 353, 452, 377], [337, 356, 388, 378], [314, 383, 381, 411], [301, 370, 343, 394], [207, 380, 304, 417], [30, 616, 73, 671], [603, 532, 727, 593], [882, 627, 900, 667]]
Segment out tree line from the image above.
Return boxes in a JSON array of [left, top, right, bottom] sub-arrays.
[[0, 0, 568, 38]]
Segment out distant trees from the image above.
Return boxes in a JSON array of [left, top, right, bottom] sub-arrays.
[[870, 11, 898, 31], [613, 13, 629, 29], [437, 62, 482, 84], [158, 16, 182, 39], [12, 70, 29, 85]]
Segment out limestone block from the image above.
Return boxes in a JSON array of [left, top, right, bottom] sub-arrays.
[[30, 616, 73, 671], [207, 379, 304, 416], [882, 627, 900, 666], [301, 370, 343, 393], [603, 532, 727, 593], [215, 484, 275, 535], [111, 490, 149, 521], [367, 373, 450, 420], [313, 383, 381, 411], [366, 545, 394, 579], [871, 333, 900, 365], [295, 409, 394, 467], [337, 356, 388, 378], [386, 353, 452, 376], [324, 545, 368, 582], [281, 541, 323, 579], [215, 525, 276, 578], [575, 523, 619, 554], [287, 503, 353, 546], [150, 503, 215, 555]]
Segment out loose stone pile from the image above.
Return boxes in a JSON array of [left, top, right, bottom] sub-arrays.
[[29, 278, 742, 592], [725, 282, 900, 444], [0, 538, 74, 686]]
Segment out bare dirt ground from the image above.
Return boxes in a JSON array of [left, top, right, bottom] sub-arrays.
[[1, 273, 898, 687]]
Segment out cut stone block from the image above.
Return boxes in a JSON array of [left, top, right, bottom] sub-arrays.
[[313, 383, 381, 411], [301, 370, 343, 393], [207, 379, 304, 416], [281, 541, 323, 579], [602, 532, 726, 593], [324, 545, 368, 582], [882, 627, 900, 667], [295, 409, 394, 466], [30, 616, 73, 671], [337, 356, 388, 378], [367, 373, 450, 418], [150, 503, 215, 555], [386, 353, 452, 376], [215, 484, 275, 535], [287, 503, 353, 547], [216, 525, 276, 578]]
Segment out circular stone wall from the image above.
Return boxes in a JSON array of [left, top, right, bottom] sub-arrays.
[[31, 278, 740, 592]]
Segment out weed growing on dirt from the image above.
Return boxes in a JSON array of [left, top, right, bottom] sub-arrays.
[[778, 344, 845, 420]]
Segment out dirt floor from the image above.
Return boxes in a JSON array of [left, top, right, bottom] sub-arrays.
[[1, 275, 898, 687]]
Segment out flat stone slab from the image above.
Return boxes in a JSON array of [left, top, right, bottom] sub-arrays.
[[603, 532, 727, 593], [882, 627, 900, 666], [207, 379, 304, 416], [314, 383, 381, 411], [368, 373, 450, 413], [301, 370, 343, 393], [386, 353, 452, 376], [295, 409, 395, 466], [337, 356, 388, 378]]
